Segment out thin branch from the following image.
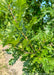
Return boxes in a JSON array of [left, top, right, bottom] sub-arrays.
[[14, 47, 35, 54], [8, 4, 35, 52]]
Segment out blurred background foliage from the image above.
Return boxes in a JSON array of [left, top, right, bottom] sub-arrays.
[[0, 0, 54, 74]]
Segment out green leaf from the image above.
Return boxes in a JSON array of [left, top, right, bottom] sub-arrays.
[[9, 58, 16, 65]]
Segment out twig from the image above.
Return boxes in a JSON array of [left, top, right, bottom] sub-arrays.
[[14, 47, 35, 54], [8, 4, 35, 52]]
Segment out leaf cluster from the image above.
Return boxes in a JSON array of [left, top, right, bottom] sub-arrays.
[[0, 0, 54, 74]]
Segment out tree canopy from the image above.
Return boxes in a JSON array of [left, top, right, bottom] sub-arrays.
[[0, 0, 54, 74]]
